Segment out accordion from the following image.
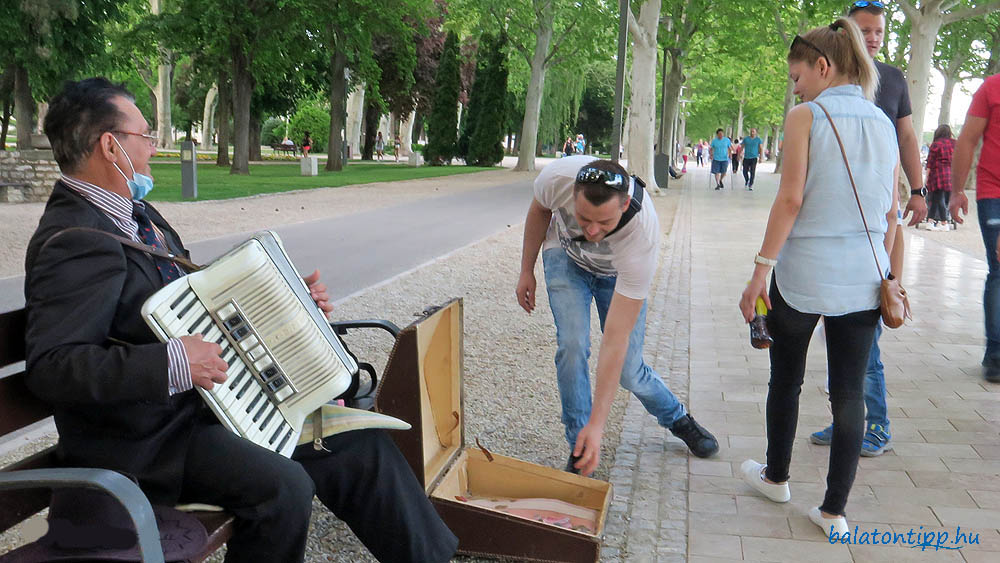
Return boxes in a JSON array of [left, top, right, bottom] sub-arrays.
[[141, 231, 358, 457]]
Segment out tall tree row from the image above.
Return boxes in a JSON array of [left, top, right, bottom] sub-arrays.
[[425, 31, 462, 164], [467, 33, 510, 166]]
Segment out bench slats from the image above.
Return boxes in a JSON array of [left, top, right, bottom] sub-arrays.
[[0, 308, 26, 367], [0, 371, 53, 438]]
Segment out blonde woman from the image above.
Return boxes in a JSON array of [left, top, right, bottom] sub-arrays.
[[737, 18, 899, 537]]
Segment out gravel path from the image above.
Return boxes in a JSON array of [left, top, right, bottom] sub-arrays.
[[0, 168, 680, 562]]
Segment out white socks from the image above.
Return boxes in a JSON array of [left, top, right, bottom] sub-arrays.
[[809, 506, 849, 537], [740, 459, 791, 503]]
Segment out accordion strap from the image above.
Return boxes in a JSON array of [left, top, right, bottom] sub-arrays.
[[40, 226, 203, 272]]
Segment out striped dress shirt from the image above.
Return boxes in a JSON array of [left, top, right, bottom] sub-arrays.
[[61, 175, 193, 394]]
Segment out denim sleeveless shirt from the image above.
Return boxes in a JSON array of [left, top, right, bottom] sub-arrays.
[[775, 84, 897, 316]]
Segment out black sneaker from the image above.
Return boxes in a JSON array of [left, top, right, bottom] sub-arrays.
[[986, 365, 1000, 383], [565, 453, 582, 474], [669, 414, 719, 458]]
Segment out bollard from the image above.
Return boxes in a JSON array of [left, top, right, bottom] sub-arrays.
[[300, 155, 318, 176], [180, 141, 198, 199]]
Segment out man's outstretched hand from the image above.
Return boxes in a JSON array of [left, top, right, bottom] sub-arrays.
[[303, 269, 333, 318], [571, 423, 604, 477]]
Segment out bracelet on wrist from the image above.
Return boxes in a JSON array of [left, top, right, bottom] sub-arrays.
[[754, 254, 777, 267]]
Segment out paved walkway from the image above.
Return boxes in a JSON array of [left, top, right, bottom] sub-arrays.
[[607, 163, 999, 562]]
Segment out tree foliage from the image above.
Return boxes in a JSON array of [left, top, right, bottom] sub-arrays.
[[424, 31, 461, 164], [467, 33, 509, 166]]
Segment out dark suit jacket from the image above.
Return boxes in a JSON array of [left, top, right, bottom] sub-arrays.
[[24, 181, 205, 504]]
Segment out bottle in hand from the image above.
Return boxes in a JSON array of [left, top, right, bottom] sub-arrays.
[[750, 296, 773, 349]]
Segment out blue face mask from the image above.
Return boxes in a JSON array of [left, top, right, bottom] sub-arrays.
[[112, 136, 155, 200]]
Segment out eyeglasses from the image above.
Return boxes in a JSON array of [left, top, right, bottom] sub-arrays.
[[575, 166, 628, 192], [790, 35, 830, 67], [113, 130, 158, 146]]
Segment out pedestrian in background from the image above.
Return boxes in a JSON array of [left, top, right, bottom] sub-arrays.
[[950, 72, 1000, 384], [924, 124, 955, 231]]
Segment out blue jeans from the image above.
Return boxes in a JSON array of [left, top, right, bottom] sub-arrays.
[[978, 198, 1000, 365], [542, 248, 686, 448], [864, 324, 888, 428]]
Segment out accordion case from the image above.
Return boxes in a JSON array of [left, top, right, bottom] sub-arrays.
[[376, 299, 612, 563]]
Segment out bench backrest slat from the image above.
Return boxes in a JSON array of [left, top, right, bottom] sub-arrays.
[[0, 309, 52, 437], [0, 308, 26, 367]]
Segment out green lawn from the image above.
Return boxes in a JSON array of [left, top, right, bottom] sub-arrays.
[[147, 162, 497, 202]]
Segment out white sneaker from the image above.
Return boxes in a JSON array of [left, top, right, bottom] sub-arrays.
[[808, 506, 849, 538], [740, 459, 791, 503]]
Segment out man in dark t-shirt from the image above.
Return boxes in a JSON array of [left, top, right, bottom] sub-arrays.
[[810, 1, 928, 462]]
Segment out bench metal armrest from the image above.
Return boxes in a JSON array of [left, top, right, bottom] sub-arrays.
[[329, 319, 400, 339], [0, 468, 165, 563]]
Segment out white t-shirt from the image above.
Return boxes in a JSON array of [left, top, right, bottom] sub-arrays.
[[534, 155, 660, 300]]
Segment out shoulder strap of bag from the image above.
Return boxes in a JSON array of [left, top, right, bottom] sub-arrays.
[[813, 101, 885, 281], [39, 226, 203, 272]]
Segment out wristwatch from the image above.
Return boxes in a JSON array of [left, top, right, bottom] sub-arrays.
[[911, 187, 927, 197]]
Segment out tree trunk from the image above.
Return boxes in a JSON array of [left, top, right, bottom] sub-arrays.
[[230, 40, 253, 175], [216, 70, 231, 166], [156, 59, 173, 148], [150, 0, 173, 148], [412, 111, 424, 146], [774, 77, 794, 173], [362, 99, 378, 160], [736, 99, 745, 139], [346, 84, 365, 160], [660, 49, 683, 160], [625, 0, 662, 194], [13, 64, 32, 150], [326, 46, 348, 171], [399, 110, 416, 157], [513, 2, 554, 172], [249, 110, 262, 161], [905, 11, 945, 144], [201, 83, 217, 151], [938, 71, 957, 127], [1, 99, 11, 150]]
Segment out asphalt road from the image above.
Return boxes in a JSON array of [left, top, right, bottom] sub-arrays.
[[0, 179, 533, 312]]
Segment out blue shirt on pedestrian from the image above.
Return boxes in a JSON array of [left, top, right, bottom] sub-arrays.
[[742, 136, 763, 159], [710, 137, 731, 161]]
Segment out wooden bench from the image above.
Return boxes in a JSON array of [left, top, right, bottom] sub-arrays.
[[271, 143, 299, 155], [0, 308, 233, 562], [0, 308, 398, 561]]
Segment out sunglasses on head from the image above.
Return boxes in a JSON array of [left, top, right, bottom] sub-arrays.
[[575, 166, 629, 192], [850, 1, 885, 11], [790, 35, 831, 67]]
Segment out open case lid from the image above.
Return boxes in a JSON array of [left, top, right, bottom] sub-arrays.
[[376, 299, 464, 493]]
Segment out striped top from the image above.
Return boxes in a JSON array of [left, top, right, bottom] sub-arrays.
[[61, 175, 193, 395]]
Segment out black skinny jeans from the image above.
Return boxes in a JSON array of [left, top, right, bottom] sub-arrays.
[[743, 157, 758, 186], [928, 190, 951, 222], [764, 279, 879, 516]]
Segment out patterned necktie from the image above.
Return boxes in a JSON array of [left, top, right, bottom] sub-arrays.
[[132, 204, 182, 284]]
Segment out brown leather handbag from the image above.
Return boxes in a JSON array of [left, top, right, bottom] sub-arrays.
[[815, 102, 911, 328]]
